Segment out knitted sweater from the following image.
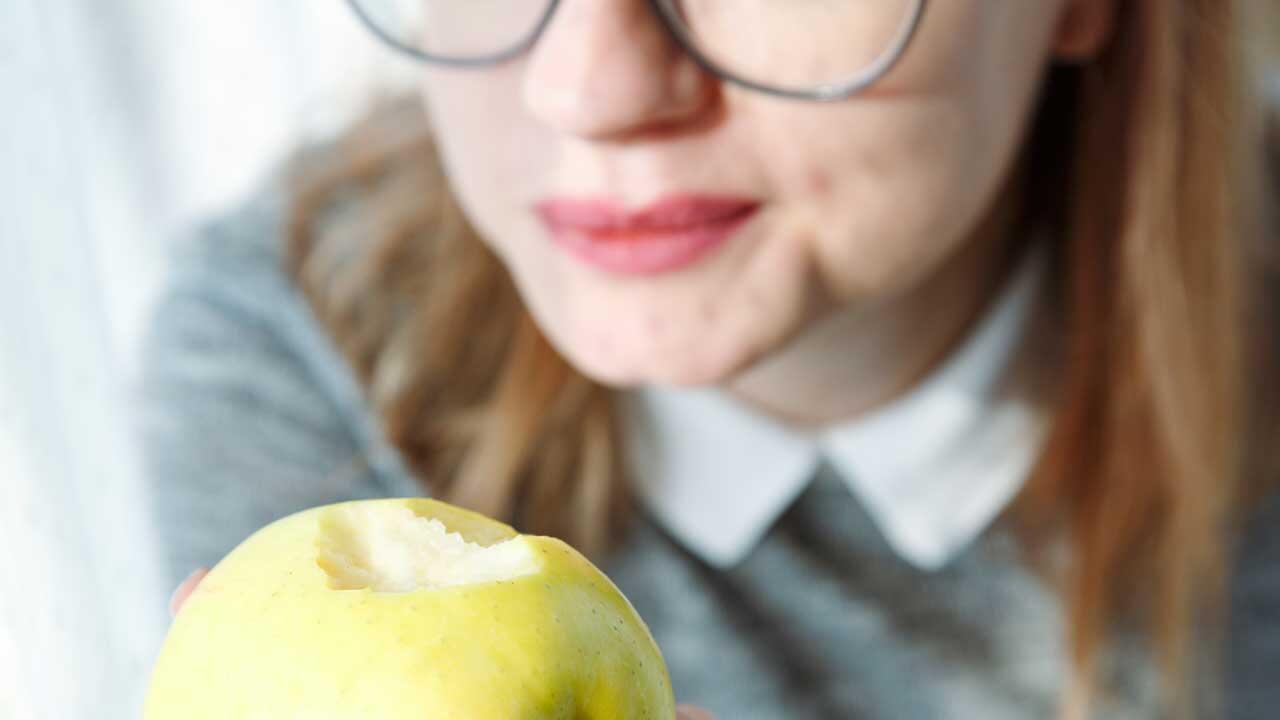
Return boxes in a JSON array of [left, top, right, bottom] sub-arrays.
[[140, 186, 1279, 719]]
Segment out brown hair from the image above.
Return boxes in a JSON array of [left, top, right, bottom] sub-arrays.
[[285, 1, 1278, 716]]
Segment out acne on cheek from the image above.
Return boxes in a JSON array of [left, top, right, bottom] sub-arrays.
[[644, 313, 666, 337], [806, 168, 833, 198], [746, 286, 770, 314], [698, 299, 719, 327]]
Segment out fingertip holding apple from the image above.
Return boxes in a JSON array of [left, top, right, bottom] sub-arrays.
[[146, 498, 675, 719], [168, 567, 208, 618], [676, 704, 717, 720]]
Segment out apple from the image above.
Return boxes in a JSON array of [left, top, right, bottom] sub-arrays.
[[146, 497, 675, 719]]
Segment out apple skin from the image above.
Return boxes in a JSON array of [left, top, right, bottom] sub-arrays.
[[145, 498, 675, 719]]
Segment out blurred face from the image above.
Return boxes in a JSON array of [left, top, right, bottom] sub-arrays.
[[418, 1, 1075, 387]]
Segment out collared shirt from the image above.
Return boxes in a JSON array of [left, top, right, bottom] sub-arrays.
[[620, 242, 1053, 571]]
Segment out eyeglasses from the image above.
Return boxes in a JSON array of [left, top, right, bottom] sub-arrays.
[[345, 0, 928, 102]]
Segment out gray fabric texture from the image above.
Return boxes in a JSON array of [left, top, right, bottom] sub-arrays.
[[140, 185, 1278, 719]]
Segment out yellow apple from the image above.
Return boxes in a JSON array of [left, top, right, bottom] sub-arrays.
[[146, 498, 675, 719]]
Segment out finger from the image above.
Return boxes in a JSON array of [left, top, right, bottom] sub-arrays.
[[168, 567, 209, 618], [676, 704, 715, 720]]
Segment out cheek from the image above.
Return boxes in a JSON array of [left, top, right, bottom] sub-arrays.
[[805, 167, 835, 199], [761, 102, 989, 301], [419, 71, 548, 243], [759, 19, 1051, 303]]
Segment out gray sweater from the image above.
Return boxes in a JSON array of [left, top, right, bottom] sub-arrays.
[[140, 186, 1278, 719]]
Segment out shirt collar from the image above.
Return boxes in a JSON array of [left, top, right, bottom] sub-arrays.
[[620, 242, 1053, 571]]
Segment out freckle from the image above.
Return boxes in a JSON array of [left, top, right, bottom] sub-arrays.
[[699, 301, 718, 325], [645, 313, 665, 335], [807, 168, 832, 197]]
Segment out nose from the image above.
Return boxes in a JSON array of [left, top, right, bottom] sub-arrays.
[[521, 0, 720, 141]]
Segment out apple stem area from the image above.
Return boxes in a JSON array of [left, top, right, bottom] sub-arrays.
[[315, 505, 539, 592]]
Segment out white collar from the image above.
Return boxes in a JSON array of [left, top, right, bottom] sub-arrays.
[[620, 243, 1053, 571]]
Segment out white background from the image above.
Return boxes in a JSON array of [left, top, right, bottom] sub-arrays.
[[0, 2, 406, 717]]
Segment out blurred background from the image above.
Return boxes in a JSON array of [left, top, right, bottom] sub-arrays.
[[0, 2, 407, 718], [1, 3, 1277, 720]]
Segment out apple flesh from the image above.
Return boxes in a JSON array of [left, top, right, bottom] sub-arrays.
[[146, 498, 675, 719]]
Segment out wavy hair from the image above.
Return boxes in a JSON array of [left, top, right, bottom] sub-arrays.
[[285, 2, 1278, 716]]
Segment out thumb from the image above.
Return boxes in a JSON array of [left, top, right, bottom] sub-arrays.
[[676, 705, 715, 720], [168, 567, 209, 618]]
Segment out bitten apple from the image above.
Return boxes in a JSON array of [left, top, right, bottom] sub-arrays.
[[146, 498, 674, 719]]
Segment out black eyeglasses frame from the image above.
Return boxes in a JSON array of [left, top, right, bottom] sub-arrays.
[[344, 0, 929, 102]]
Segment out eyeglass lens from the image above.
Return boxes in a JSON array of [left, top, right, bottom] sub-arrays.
[[351, 0, 921, 96]]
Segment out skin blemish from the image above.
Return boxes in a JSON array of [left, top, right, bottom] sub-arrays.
[[644, 313, 666, 336], [698, 300, 718, 326], [807, 168, 832, 198]]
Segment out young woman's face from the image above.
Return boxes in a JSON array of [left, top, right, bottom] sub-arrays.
[[419, 1, 1080, 386]]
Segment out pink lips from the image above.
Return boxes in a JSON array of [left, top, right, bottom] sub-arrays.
[[534, 195, 761, 275]]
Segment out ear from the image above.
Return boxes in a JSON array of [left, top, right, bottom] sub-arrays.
[[1051, 0, 1117, 62]]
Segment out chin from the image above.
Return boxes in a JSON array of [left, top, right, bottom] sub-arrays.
[[529, 298, 768, 390], [563, 338, 752, 390]]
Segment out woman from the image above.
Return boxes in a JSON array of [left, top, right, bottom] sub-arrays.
[[149, 0, 1280, 717]]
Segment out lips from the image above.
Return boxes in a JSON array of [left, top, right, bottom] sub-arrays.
[[534, 195, 761, 275]]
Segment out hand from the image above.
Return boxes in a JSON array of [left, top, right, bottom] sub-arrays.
[[168, 568, 715, 720]]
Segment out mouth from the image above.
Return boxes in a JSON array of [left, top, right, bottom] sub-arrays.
[[534, 194, 762, 276]]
